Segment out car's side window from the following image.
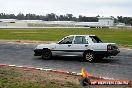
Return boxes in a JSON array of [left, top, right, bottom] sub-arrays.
[[59, 36, 74, 44], [74, 36, 87, 44]]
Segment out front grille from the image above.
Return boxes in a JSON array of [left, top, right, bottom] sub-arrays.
[[112, 45, 117, 49], [107, 45, 118, 51]]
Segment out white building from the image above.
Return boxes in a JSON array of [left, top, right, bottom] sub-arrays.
[[75, 22, 99, 27], [98, 17, 114, 26], [0, 19, 17, 22], [116, 23, 125, 27]]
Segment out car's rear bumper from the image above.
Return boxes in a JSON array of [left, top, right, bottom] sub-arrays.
[[34, 49, 42, 56]]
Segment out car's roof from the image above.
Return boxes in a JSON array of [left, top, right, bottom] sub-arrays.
[[69, 35, 96, 36]]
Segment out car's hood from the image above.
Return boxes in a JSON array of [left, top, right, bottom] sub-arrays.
[[102, 43, 116, 45], [103, 43, 116, 44], [89, 43, 116, 45]]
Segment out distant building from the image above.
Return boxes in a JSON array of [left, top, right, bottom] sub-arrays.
[[73, 17, 114, 27], [116, 23, 125, 27], [0, 19, 17, 22], [0, 17, 115, 28], [98, 17, 114, 27], [38, 17, 114, 27]]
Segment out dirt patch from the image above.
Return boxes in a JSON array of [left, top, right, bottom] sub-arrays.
[[0, 40, 56, 45]]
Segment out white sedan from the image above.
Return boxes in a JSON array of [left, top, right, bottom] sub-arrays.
[[34, 35, 120, 62]]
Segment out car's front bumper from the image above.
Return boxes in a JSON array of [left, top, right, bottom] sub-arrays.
[[94, 49, 120, 57], [34, 49, 42, 56], [107, 49, 120, 56]]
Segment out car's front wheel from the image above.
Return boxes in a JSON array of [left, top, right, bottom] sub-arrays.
[[83, 51, 95, 62], [42, 49, 52, 60]]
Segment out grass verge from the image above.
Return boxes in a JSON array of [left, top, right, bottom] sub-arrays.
[[0, 28, 132, 47]]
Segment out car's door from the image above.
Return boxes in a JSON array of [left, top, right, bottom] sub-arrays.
[[53, 36, 74, 56], [69, 36, 89, 56]]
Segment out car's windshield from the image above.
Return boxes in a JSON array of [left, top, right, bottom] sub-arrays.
[[89, 36, 103, 43], [58, 36, 74, 44]]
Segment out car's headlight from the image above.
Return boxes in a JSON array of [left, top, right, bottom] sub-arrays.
[[107, 45, 112, 50], [107, 45, 115, 51], [107, 45, 118, 51]]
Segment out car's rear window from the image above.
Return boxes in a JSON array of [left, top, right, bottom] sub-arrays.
[[89, 36, 103, 43]]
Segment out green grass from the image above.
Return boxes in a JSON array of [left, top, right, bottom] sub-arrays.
[[0, 28, 132, 46], [0, 67, 84, 88]]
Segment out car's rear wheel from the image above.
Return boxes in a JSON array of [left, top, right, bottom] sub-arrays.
[[83, 51, 95, 62], [42, 49, 52, 60]]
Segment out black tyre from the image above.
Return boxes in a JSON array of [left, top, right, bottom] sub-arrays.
[[42, 49, 52, 60], [83, 51, 95, 62]]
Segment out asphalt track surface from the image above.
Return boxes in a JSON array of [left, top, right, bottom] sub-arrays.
[[0, 43, 132, 80]]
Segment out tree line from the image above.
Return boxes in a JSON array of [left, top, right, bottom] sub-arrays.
[[0, 13, 132, 25], [0, 13, 98, 22], [116, 16, 132, 25]]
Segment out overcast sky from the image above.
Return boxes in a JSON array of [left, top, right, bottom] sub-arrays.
[[0, 0, 132, 17]]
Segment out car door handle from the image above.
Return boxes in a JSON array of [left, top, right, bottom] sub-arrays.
[[85, 45, 88, 47], [68, 45, 71, 47]]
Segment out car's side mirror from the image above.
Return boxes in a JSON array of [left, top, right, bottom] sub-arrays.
[[57, 42, 61, 44]]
